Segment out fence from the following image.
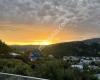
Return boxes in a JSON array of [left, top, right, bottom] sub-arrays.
[[0, 72, 48, 80]]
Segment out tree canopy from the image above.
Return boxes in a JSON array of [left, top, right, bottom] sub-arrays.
[[0, 40, 12, 57]]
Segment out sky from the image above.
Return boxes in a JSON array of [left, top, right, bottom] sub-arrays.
[[0, 0, 100, 45]]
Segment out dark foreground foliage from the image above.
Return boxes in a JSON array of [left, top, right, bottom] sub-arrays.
[[33, 60, 98, 80], [0, 59, 98, 80], [0, 59, 33, 76]]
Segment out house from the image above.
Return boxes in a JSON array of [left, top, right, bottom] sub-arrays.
[[63, 56, 79, 61], [10, 53, 20, 57], [71, 64, 83, 70], [63, 56, 70, 61], [29, 50, 40, 61], [70, 56, 79, 61], [80, 59, 92, 65], [88, 65, 99, 70], [48, 55, 54, 58]]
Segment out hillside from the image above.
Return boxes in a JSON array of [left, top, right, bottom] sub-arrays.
[[83, 38, 100, 44], [42, 39, 100, 57], [10, 38, 100, 57]]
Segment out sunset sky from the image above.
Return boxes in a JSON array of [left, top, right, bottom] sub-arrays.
[[0, 0, 100, 45]]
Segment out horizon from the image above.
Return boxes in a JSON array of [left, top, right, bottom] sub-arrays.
[[4, 37, 100, 46]]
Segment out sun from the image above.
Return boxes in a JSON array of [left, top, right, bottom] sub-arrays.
[[40, 41, 51, 45], [32, 41, 52, 45]]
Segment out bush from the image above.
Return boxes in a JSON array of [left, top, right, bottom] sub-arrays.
[[33, 60, 99, 80], [0, 59, 33, 76]]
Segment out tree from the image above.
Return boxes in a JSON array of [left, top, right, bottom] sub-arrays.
[[0, 40, 12, 58]]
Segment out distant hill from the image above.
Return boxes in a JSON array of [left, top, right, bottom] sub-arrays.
[[10, 38, 100, 57], [10, 45, 47, 53], [41, 38, 100, 57], [83, 38, 100, 44], [11, 45, 38, 51]]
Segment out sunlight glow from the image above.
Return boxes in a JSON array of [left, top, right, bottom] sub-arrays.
[[7, 41, 52, 45], [32, 41, 52, 45]]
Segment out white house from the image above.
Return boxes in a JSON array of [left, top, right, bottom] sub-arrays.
[[48, 55, 54, 58], [80, 59, 92, 65], [10, 53, 20, 57], [63, 56, 70, 61], [71, 64, 83, 70]]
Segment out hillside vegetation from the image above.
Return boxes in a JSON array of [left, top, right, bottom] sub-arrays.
[[42, 41, 100, 57]]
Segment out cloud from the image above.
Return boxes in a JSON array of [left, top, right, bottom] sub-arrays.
[[0, 0, 100, 40], [0, 0, 100, 26]]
